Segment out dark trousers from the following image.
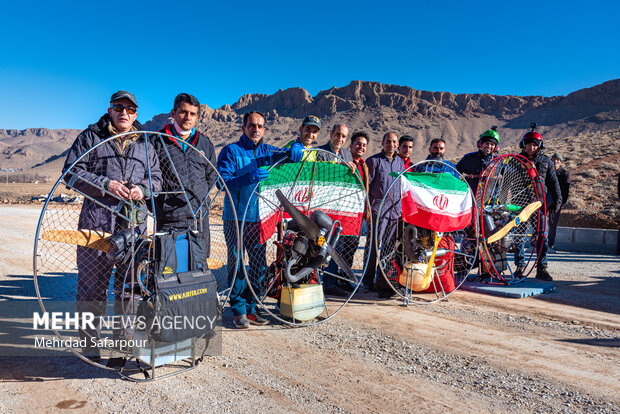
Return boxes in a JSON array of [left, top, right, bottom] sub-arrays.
[[324, 235, 361, 288], [363, 212, 399, 288], [548, 207, 562, 247], [76, 246, 133, 354]]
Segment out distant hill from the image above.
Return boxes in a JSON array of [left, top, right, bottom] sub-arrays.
[[2, 79, 619, 171]]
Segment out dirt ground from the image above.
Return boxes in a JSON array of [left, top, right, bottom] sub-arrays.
[[0, 205, 618, 413]]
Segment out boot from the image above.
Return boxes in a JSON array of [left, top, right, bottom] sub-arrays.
[[513, 265, 525, 280], [536, 266, 553, 281]]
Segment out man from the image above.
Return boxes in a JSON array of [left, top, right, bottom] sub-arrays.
[[548, 153, 571, 252], [154, 93, 217, 237], [63, 91, 161, 361], [218, 112, 303, 328], [316, 123, 352, 163], [398, 135, 414, 171], [414, 138, 458, 177], [283, 115, 321, 162], [514, 130, 562, 281], [323, 131, 370, 296], [456, 128, 500, 192], [363, 132, 405, 297]]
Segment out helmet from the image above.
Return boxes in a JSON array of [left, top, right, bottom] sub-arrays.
[[519, 131, 544, 149], [477, 127, 500, 152]]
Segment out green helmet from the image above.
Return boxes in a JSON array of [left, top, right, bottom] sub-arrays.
[[478, 127, 500, 149]]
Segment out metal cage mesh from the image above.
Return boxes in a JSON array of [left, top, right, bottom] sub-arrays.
[[240, 150, 370, 326], [33, 132, 236, 371], [476, 154, 545, 283]]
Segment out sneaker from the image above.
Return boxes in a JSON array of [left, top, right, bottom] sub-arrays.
[[513, 265, 525, 280], [536, 266, 553, 281], [233, 314, 250, 329], [247, 312, 269, 326]]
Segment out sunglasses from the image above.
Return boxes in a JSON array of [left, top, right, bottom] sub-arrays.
[[110, 104, 137, 114]]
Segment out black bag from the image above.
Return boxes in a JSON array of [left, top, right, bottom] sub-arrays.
[[139, 231, 219, 343]]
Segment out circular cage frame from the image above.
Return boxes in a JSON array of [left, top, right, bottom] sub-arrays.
[[476, 153, 547, 285], [33, 131, 239, 377], [375, 160, 480, 304], [239, 148, 372, 327]]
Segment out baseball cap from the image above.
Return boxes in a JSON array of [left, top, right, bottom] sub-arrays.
[[110, 90, 138, 107], [302, 115, 321, 129]]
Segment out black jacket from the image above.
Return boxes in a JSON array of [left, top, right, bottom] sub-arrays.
[[315, 142, 353, 163], [153, 125, 217, 231], [456, 150, 494, 192], [556, 167, 571, 204], [63, 114, 161, 233], [522, 151, 562, 209]]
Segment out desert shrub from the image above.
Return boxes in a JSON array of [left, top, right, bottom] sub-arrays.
[[580, 169, 600, 179], [598, 162, 620, 172], [565, 198, 587, 209]]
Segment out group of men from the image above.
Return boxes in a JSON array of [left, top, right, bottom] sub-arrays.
[[67, 91, 569, 339]]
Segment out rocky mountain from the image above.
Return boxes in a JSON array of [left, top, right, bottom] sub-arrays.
[[144, 78, 620, 158], [2, 79, 619, 175]]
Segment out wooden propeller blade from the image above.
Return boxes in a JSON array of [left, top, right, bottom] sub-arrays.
[[41, 230, 224, 269], [41, 229, 114, 252], [486, 201, 542, 244], [206, 258, 223, 270]]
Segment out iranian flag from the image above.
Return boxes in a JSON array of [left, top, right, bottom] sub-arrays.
[[258, 162, 365, 243], [394, 172, 473, 232]]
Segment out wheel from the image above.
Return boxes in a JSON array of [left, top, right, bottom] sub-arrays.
[[375, 160, 479, 304], [476, 153, 546, 284], [33, 131, 237, 371], [240, 148, 371, 326]]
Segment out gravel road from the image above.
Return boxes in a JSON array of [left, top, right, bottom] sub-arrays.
[[1, 206, 618, 413]]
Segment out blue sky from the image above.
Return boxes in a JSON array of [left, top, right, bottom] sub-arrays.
[[0, 0, 618, 129]]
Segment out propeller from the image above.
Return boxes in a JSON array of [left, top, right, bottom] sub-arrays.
[[275, 189, 355, 282], [40, 229, 223, 269], [486, 201, 542, 244], [275, 189, 320, 240]]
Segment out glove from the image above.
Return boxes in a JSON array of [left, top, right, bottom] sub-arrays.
[[290, 143, 304, 162], [553, 201, 562, 213], [249, 167, 269, 184]]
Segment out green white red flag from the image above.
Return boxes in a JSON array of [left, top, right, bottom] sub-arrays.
[[259, 162, 365, 243], [393, 172, 473, 232]]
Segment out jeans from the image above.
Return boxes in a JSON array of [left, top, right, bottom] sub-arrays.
[[224, 221, 267, 316], [514, 217, 549, 268], [324, 235, 361, 288]]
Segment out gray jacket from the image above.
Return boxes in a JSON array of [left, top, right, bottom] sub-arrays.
[[63, 114, 162, 233], [366, 151, 404, 218], [316, 142, 353, 163]]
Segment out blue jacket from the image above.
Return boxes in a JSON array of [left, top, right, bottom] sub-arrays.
[[217, 134, 288, 222], [414, 156, 459, 178]]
